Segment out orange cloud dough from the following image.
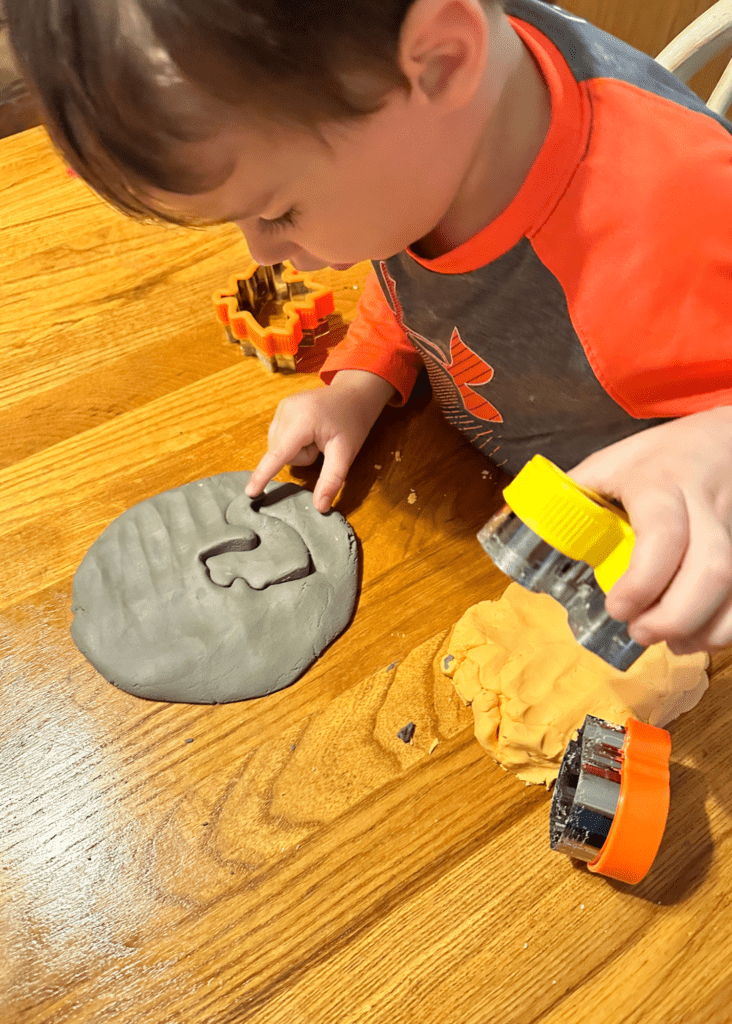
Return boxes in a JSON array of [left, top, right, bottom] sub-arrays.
[[442, 584, 709, 786]]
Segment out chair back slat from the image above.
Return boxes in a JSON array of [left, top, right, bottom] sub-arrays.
[[656, 0, 732, 94]]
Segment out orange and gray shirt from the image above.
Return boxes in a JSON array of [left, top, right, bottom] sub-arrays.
[[320, 0, 732, 472]]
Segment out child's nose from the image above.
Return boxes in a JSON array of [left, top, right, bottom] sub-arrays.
[[236, 224, 297, 268]]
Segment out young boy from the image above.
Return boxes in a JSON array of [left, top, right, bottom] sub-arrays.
[[8, 0, 732, 656]]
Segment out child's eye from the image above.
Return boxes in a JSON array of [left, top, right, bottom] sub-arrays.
[[258, 207, 299, 234]]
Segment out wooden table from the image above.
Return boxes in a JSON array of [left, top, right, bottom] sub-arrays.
[[2, 127, 731, 1024]]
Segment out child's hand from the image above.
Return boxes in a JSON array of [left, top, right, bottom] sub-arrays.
[[569, 407, 732, 655], [246, 370, 395, 513]]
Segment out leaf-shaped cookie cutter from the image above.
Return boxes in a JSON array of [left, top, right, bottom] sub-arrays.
[[213, 261, 335, 371]]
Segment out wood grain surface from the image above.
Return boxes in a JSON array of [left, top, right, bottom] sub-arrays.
[[2, 119, 732, 1024]]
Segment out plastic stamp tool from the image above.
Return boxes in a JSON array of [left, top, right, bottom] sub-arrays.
[[549, 715, 672, 884], [478, 454, 643, 670]]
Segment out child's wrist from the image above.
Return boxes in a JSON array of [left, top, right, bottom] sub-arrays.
[[329, 369, 396, 409]]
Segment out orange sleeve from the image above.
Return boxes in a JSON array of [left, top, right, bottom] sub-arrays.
[[320, 269, 423, 405], [532, 78, 732, 419]]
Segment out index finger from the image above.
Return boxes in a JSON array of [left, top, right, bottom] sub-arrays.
[[246, 449, 292, 498]]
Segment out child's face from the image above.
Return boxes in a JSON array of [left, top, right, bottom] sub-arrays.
[[151, 87, 471, 270]]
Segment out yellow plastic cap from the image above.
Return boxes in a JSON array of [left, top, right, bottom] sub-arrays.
[[502, 456, 635, 592]]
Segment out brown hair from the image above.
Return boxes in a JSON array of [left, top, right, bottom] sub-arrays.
[[7, 0, 503, 220]]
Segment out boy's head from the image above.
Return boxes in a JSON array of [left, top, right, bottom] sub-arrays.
[[8, 0, 506, 267]]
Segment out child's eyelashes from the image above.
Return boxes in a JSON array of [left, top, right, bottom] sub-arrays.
[[258, 207, 299, 234]]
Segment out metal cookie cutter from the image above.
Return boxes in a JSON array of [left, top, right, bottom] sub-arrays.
[[478, 455, 644, 670], [550, 715, 672, 884], [213, 261, 340, 373]]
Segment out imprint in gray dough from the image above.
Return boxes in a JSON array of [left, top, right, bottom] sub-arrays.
[[70, 473, 359, 703]]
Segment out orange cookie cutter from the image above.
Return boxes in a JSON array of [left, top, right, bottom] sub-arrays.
[[550, 715, 671, 885], [213, 261, 338, 373]]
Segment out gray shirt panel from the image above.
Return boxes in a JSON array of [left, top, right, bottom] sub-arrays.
[[374, 240, 666, 474], [506, 0, 732, 135]]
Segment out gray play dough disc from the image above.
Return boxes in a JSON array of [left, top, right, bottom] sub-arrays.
[[70, 473, 358, 703]]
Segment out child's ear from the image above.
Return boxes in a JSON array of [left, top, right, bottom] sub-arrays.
[[398, 0, 490, 109]]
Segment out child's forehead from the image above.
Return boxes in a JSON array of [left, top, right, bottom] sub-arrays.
[[143, 123, 322, 223], [137, 130, 261, 221]]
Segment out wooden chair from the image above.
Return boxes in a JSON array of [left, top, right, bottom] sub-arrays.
[[656, 0, 732, 114]]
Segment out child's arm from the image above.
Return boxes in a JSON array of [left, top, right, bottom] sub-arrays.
[[569, 406, 732, 655], [246, 369, 396, 513], [246, 269, 423, 512]]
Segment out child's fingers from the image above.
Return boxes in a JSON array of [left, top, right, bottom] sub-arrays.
[[247, 395, 322, 496], [604, 484, 688, 624], [247, 438, 322, 495], [313, 435, 354, 513], [246, 448, 295, 497], [627, 495, 732, 648], [288, 443, 321, 467], [704, 600, 732, 650], [667, 599, 732, 655]]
